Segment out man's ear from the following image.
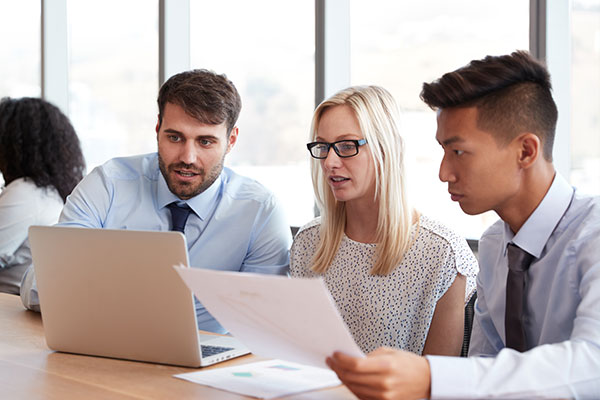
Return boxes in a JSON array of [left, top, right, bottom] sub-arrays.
[[516, 133, 541, 169], [226, 127, 239, 154]]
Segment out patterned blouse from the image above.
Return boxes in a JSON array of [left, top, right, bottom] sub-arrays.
[[290, 215, 478, 355]]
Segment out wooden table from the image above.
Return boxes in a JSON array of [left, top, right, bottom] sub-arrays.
[[0, 293, 355, 399]]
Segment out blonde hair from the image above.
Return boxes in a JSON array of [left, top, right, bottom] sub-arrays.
[[310, 85, 415, 275]]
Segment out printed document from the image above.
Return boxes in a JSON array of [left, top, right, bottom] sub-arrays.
[[173, 266, 364, 369], [175, 359, 340, 399]]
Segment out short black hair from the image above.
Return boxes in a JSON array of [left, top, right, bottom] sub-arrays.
[[0, 97, 85, 201], [420, 50, 558, 161]]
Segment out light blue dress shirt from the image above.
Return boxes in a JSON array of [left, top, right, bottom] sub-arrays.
[[21, 153, 292, 334], [427, 173, 600, 398]]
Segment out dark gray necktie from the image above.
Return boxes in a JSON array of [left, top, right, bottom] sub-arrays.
[[505, 243, 535, 352], [167, 203, 192, 233]]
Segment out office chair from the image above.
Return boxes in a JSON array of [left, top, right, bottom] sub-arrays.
[[461, 291, 477, 357]]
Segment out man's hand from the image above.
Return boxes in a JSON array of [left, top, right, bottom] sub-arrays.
[[326, 347, 431, 400]]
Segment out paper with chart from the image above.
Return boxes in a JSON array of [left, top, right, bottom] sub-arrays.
[[173, 266, 364, 368], [174, 359, 340, 399]]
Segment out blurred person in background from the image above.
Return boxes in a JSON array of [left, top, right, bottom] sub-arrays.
[[0, 97, 85, 294]]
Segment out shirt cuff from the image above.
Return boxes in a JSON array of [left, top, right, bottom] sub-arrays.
[[20, 264, 40, 312], [426, 355, 475, 399]]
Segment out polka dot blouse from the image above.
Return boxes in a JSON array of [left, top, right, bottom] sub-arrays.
[[290, 215, 478, 355]]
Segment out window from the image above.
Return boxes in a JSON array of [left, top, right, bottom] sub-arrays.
[[190, 0, 315, 227], [570, 0, 600, 195], [350, 0, 529, 239], [67, 0, 159, 170], [0, 0, 40, 98], [0, 0, 40, 187], [6, 1, 598, 235]]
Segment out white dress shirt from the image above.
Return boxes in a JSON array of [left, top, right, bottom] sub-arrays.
[[427, 174, 600, 399], [0, 178, 63, 294]]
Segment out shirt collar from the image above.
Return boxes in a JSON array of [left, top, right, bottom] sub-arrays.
[[502, 173, 574, 258], [157, 171, 223, 221]]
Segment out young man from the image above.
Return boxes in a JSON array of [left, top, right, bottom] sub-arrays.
[[327, 51, 600, 398], [20, 70, 292, 334]]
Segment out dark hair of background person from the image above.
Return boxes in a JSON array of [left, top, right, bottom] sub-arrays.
[[0, 97, 86, 202], [157, 69, 242, 135], [420, 50, 558, 161]]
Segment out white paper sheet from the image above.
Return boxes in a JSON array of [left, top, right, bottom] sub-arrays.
[[173, 266, 364, 369], [174, 359, 341, 399]]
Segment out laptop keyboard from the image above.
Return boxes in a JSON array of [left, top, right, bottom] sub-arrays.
[[201, 345, 234, 358]]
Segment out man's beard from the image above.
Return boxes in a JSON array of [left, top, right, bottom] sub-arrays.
[[158, 154, 224, 200]]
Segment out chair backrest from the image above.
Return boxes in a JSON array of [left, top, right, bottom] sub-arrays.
[[467, 238, 479, 260], [290, 226, 300, 237], [461, 291, 477, 357]]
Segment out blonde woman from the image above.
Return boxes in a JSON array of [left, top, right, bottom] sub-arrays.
[[290, 86, 478, 356]]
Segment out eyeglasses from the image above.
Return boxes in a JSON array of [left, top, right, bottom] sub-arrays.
[[306, 139, 367, 159]]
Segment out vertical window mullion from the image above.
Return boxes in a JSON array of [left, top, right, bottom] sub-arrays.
[[41, 0, 69, 114], [315, 0, 351, 108], [544, 0, 572, 179], [159, 0, 190, 87]]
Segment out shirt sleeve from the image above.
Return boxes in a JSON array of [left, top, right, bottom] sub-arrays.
[[0, 181, 38, 261], [431, 234, 477, 306], [428, 340, 600, 399], [19, 247, 40, 312], [239, 194, 291, 276], [57, 166, 112, 228], [456, 245, 478, 304]]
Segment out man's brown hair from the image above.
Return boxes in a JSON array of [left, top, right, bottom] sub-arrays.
[[157, 69, 242, 134], [420, 50, 558, 161]]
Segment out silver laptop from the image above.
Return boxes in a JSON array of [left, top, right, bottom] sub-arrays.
[[28, 225, 250, 367]]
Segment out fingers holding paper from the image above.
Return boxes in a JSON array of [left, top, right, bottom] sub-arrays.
[[326, 347, 431, 400]]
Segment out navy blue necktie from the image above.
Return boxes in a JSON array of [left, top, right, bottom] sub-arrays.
[[505, 243, 535, 352], [167, 203, 192, 233]]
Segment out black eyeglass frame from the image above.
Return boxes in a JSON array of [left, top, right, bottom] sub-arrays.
[[306, 139, 368, 159]]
